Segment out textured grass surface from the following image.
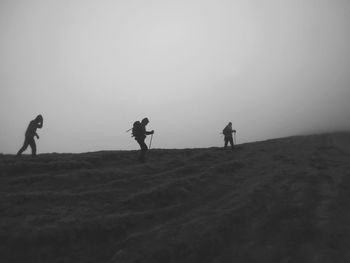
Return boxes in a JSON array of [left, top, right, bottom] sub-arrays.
[[1, 132, 350, 263]]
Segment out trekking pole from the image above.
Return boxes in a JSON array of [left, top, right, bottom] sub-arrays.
[[234, 132, 237, 145], [126, 128, 132, 133], [149, 134, 153, 149]]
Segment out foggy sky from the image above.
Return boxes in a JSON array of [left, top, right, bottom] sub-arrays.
[[1, 0, 350, 154]]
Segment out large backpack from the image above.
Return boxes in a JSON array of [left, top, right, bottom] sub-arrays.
[[132, 121, 143, 138], [222, 126, 231, 136]]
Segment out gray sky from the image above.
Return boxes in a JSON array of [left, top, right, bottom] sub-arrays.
[[1, 0, 350, 153]]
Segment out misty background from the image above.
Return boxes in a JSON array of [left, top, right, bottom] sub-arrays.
[[1, 0, 349, 154]]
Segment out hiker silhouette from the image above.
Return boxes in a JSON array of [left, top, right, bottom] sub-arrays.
[[17, 114, 43, 156], [132, 117, 154, 163], [222, 122, 236, 149]]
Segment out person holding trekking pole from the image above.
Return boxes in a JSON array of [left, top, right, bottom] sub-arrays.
[[131, 117, 154, 163], [222, 122, 236, 149]]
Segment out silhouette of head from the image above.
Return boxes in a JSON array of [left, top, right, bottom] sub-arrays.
[[35, 115, 43, 123], [141, 117, 149, 125], [228, 122, 232, 126]]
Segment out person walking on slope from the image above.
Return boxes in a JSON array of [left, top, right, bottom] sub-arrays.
[[17, 114, 44, 156], [223, 122, 236, 149], [132, 117, 154, 163]]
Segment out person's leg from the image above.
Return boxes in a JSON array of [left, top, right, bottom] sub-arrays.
[[28, 138, 37, 156], [224, 137, 228, 148], [17, 137, 30, 155], [137, 138, 148, 162], [229, 137, 234, 149]]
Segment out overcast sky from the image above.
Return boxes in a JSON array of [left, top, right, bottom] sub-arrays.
[[1, 0, 350, 154]]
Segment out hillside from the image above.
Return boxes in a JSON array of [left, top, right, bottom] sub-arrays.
[[1, 132, 350, 263]]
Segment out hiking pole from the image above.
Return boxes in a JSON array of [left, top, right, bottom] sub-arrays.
[[149, 134, 153, 149], [234, 132, 237, 145], [126, 128, 132, 133]]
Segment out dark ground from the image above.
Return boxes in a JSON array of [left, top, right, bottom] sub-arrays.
[[1, 132, 350, 263]]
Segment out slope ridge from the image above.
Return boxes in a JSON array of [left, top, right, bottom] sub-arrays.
[[0, 132, 350, 263]]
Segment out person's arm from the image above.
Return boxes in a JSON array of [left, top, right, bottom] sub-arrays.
[[145, 130, 154, 135], [37, 120, 43, 128], [35, 132, 39, 139]]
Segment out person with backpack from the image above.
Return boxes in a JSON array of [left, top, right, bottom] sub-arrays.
[[17, 114, 44, 156], [132, 117, 154, 162], [222, 122, 236, 149]]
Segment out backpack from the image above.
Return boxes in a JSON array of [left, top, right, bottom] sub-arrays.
[[132, 121, 143, 138], [223, 126, 231, 136]]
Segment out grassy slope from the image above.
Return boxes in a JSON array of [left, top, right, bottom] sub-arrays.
[[1, 132, 350, 263]]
